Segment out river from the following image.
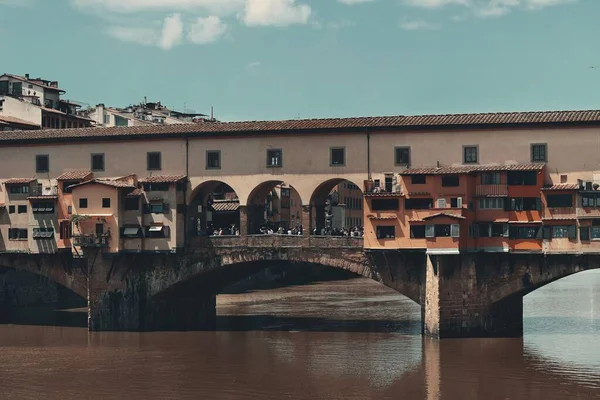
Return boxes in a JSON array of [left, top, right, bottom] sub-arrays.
[[0, 270, 599, 399]]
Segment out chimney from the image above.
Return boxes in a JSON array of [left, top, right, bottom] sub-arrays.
[[96, 104, 105, 125], [25, 73, 30, 80]]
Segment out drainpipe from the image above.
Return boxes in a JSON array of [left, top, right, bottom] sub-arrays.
[[183, 137, 189, 247], [366, 128, 371, 181]]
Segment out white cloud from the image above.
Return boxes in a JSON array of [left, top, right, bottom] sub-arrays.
[[72, 0, 244, 16], [403, 0, 577, 19], [241, 0, 311, 27], [403, 0, 468, 8], [337, 0, 376, 4], [188, 16, 227, 44], [107, 26, 158, 45], [400, 19, 439, 30], [246, 61, 261, 68], [159, 13, 184, 49]]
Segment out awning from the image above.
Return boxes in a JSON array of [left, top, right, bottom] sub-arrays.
[[84, 213, 113, 217], [149, 226, 164, 232], [123, 227, 141, 235]]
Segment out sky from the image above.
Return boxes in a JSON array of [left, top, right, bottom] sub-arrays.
[[0, 0, 599, 121]]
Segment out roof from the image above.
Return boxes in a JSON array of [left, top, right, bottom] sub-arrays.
[[70, 178, 134, 189], [3, 109, 600, 143], [541, 183, 580, 191], [421, 212, 466, 221], [141, 175, 187, 184], [126, 188, 144, 197], [4, 178, 36, 184], [28, 195, 58, 201], [402, 164, 545, 175], [408, 191, 431, 196], [0, 115, 40, 128], [57, 170, 93, 181], [0, 74, 65, 93], [211, 200, 240, 212], [364, 192, 403, 197], [367, 215, 397, 220]]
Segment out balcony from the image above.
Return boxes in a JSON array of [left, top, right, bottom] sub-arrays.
[[475, 184, 508, 197], [542, 207, 576, 220], [28, 186, 58, 199], [72, 234, 110, 248], [363, 180, 402, 197]]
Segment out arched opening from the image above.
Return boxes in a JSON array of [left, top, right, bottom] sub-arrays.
[[0, 266, 86, 327], [246, 181, 303, 235], [309, 178, 364, 237], [189, 181, 241, 236]]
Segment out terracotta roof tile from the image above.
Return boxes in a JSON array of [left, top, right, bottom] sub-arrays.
[[0, 115, 40, 128], [127, 188, 144, 197], [367, 215, 397, 220], [28, 195, 58, 200], [3, 109, 600, 143], [421, 212, 466, 220], [56, 170, 93, 181], [141, 175, 187, 183], [408, 191, 431, 196], [542, 216, 577, 221], [4, 178, 36, 184], [402, 163, 545, 175], [541, 183, 580, 191], [70, 178, 134, 189], [211, 200, 239, 212]]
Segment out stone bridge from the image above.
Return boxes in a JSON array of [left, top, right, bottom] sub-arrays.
[[0, 237, 598, 338]]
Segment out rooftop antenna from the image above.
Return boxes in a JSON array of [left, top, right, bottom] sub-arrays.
[[211, 106, 214, 121]]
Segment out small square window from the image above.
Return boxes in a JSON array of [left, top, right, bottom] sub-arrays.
[[91, 153, 105, 171], [102, 198, 111, 208], [18, 205, 27, 214], [9, 205, 15, 214], [79, 198, 88, 208], [395, 147, 410, 166], [442, 175, 460, 187], [125, 197, 139, 211], [206, 150, 221, 169], [267, 149, 282, 167], [463, 146, 478, 164], [411, 175, 426, 185], [330, 147, 345, 166], [36, 154, 49, 173], [531, 143, 547, 162], [147, 152, 161, 171]]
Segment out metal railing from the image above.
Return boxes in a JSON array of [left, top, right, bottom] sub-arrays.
[[72, 234, 110, 248]]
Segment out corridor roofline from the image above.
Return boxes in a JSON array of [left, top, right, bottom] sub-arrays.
[[2, 109, 600, 144]]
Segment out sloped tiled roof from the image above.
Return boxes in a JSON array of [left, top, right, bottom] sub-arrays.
[[70, 178, 134, 189], [422, 212, 466, 220], [211, 200, 240, 212], [126, 188, 144, 197], [2, 110, 600, 143], [541, 183, 580, 191], [0, 115, 40, 128], [401, 163, 545, 175], [56, 170, 93, 181], [141, 175, 187, 183], [3, 178, 36, 184]]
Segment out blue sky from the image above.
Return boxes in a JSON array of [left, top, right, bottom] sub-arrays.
[[0, 0, 598, 121]]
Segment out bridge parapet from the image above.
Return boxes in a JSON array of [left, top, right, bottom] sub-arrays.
[[189, 235, 363, 250]]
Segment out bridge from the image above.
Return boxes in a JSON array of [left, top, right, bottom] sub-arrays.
[[1, 234, 597, 338]]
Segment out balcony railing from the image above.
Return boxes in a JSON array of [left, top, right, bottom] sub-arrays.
[[475, 184, 508, 197], [72, 234, 110, 248], [542, 207, 576, 220], [28, 186, 58, 197]]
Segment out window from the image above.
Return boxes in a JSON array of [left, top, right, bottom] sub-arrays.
[[18, 205, 27, 214], [79, 198, 88, 208], [463, 146, 478, 164], [206, 150, 221, 169], [103, 114, 110, 125], [471, 223, 508, 238], [102, 198, 111, 208], [376, 225, 395, 239], [450, 197, 461, 208], [62, 181, 79, 194], [267, 149, 282, 167], [582, 193, 600, 207], [508, 197, 541, 211], [147, 152, 161, 171], [395, 147, 410, 166], [550, 225, 576, 239], [411, 175, 426, 185], [384, 175, 393, 192], [33, 227, 54, 239], [143, 182, 170, 192], [32, 202, 54, 213], [330, 147, 345, 166], [59, 221, 72, 239], [592, 226, 600, 240], [8, 228, 28, 240], [91, 153, 105, 171], [441, 175, 459, 187], [9, 185, 30, 194], [531, 143, 547, 162], [145, 225, 170, 238], [121, 227, 143, 238], [507, 171, 537, 186], [450, 224, 460, 238], [410, 225, 426, 238], [434, 224, 451, 237], [12, 81, 22, 96], [125, 197, 139, 211], [0, 81, 8, 95], [371, 199, 399, 211], [405, 198, 433, 209], [509, 226, 542, 239], [479, 198, 505, 210], [491, 223, 508, 237], [481, 172, 501, 185], [546, 194, 573, 208], [8, 205, 15, 214], [150, 202, 167, 214], [36, 154, 49, 173]]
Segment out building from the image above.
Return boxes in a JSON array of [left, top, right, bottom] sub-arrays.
[[85, 101, 209, 128], [0, 73, 93, 130], [1, 109, 600, 256]]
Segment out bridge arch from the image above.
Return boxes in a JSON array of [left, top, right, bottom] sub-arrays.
[[246, 180, 302, 235], [188, 180, 242, 236], [308, 178, 364, 236]]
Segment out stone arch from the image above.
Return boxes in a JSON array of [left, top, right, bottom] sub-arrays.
[[308, 177, 365, 236], [188, 180, 242, 236], [246, 180, 303, 235]]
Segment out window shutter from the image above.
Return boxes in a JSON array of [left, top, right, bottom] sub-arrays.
[[425, 225, 435, 238], [504, 198, 511, 211], [473, 224, 480, 238], [536, 198, 542, 212], [543, 226, 551, 240], [436, 198, 446, 209], [451, 224, 460, 238], [567, 225, 577, 240], [580, 227, 590, 241], [457, 197, 463, 208], [502, 224, 509, 238], [163, 225, 170, 238], [163, 203, 170, 213]]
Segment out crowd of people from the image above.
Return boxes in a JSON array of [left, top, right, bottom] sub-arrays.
[[205, 224, 240, 236], [257, 225, 304, 235], [312, 226, 364, 237], [203, 223, 364, 237]]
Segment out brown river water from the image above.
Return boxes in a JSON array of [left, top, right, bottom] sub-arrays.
[[0, 271, 599, 400]]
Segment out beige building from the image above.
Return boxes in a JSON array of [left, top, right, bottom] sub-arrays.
[[1, 109, 600, 254]]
